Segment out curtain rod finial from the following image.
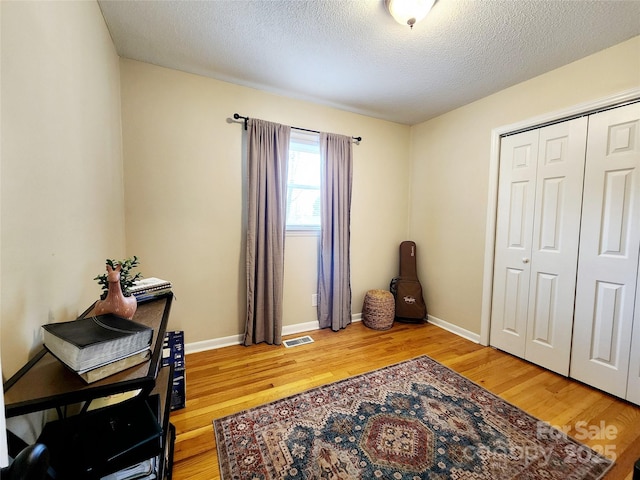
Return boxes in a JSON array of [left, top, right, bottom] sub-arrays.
[[233, 113, 248, 130]]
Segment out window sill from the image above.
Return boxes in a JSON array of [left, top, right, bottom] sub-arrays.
[[286, 229, 320, 237]]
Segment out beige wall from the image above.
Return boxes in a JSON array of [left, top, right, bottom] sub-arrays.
[[120, 59, 411, 345], [1, 1, 125, 378], [2, 0, 637, 380], [409, 36, 640, 336]]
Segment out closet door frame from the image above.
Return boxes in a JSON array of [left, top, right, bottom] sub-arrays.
[[627, 251, 640, 404], [480, 87, 640, 347]]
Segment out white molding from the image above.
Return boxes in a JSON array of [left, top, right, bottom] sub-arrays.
[[185, 334, 244, 354], [282, 321, 320, 336], [479, 88, 640, 347], [427, 315, 480, 344], [480, 129, 502, 347], [187, 312, 481, 354], [185, 313, 363, 354]]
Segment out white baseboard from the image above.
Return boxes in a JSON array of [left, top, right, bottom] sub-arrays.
[[186, 334, 244, 354], [183, 312, 480, 355], [185, 313, 362, 354], [427, 315, 480, 344], [282, 320, 320, 336]]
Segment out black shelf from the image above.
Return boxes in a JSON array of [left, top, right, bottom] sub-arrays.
[[3, 293, 176, 479]]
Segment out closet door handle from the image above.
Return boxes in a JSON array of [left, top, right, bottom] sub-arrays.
[[522, 257, 530, 264]]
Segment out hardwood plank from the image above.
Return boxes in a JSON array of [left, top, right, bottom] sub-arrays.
[[170, 321, 640, 480]]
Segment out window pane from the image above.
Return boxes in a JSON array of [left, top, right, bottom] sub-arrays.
[[286, 187, 320, 227], [287, 132, 320, 230], [288, 151, 320, 187]]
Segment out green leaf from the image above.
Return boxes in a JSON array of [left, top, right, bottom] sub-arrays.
[[95, 256, 143, 297]]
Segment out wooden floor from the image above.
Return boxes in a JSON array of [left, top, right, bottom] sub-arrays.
[[169, 321, 640, 480]]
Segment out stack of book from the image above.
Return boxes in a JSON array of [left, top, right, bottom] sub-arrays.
[[100, 457, 157, 480], [100, 457, 156, 480], [130, 277, 172, 302], [42, 314, 153, 383], [163, 330, 186, 410]]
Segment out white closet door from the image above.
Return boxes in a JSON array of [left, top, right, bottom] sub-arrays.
[[524, 118, 587, 376], [626, 251, 640, 404], [490, 130, 538, 357], [570, 102, 640, 398]]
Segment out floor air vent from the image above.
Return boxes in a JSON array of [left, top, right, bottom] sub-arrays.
[[283, 335, 314, 348]]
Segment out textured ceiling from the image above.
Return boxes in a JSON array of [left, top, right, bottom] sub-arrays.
[[98, 0, 640, 125]]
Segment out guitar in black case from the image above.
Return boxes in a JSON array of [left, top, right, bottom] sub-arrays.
[[390, 241, 427, 323]]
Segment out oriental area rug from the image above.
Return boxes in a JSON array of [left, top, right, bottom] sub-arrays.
[[213, 356, 613, 480]]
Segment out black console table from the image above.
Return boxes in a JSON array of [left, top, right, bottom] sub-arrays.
[[3, 293, 175, 479]]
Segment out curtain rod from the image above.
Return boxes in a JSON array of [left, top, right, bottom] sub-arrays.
[[233, 113, 362, 143]]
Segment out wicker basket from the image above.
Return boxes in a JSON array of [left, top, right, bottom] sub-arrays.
[[362, 289, 395, 330]]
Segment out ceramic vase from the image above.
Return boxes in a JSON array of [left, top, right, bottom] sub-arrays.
[[94, 264, 137, 319]]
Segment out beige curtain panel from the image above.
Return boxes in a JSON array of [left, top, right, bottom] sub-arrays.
[[318, 132, 353, 331], [244, 118, 291, 346]]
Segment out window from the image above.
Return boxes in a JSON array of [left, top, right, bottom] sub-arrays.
[[286, 131, 321, 231]]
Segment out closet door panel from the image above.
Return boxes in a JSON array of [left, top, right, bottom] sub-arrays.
[[525, 118, 588, 375], [570, 103, 640, 397], [490, 130, 538, 357]]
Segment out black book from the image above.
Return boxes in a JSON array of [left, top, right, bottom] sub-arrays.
[[42, 314, 153, 373]]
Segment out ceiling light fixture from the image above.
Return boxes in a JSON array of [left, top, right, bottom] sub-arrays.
[[385, 0, 435, 29]]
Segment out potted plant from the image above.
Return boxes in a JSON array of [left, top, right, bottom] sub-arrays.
[[94, 256, 142, 299], [94, 256, 142, 319]]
